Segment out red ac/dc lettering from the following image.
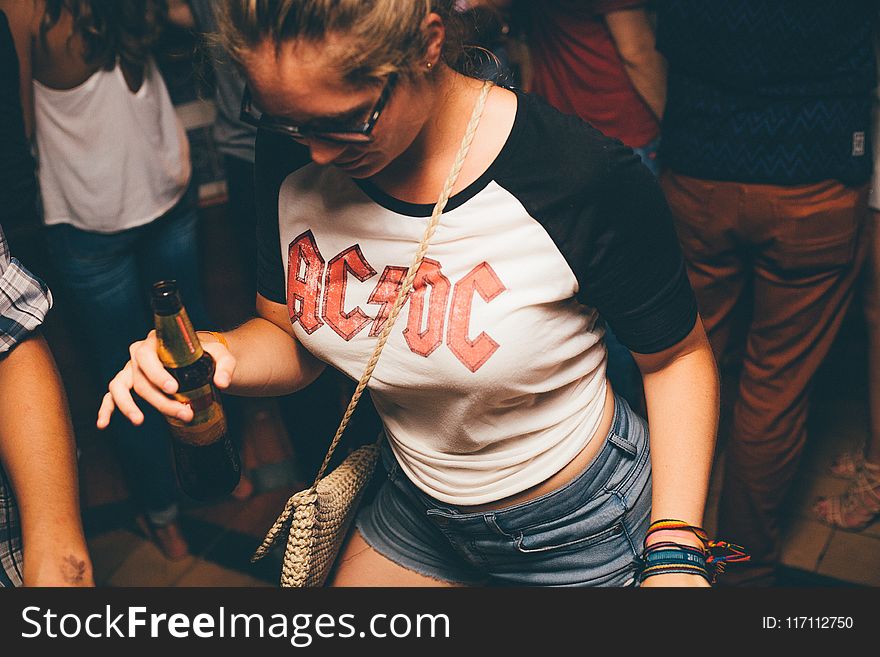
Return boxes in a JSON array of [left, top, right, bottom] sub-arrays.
[[286, 230, 324, 334], [367, 265, 407, 337], [402, 258, 450, 358], [447, 263, 506, 372], [286, 236, 506, 372], [323, 245, 377, 341]]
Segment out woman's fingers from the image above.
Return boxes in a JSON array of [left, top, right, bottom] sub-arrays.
[[133, 331, 178, 393], [96, 392, 117, 429], [97, 332, 198, 428], [105, 362, 145, 425], [96, 327, 235, 429], [128, 334, 192, 420], [131, 368, 192, 421], [202, 341, 237, 389]]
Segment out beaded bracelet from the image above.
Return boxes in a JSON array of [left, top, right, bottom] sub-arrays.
[[638, 542, 712, 584]]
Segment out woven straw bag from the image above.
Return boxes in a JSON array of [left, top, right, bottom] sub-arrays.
[[251, 81, 493, 587]]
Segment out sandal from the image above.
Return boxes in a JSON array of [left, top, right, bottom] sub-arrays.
[[827, 449, 866, 479], [813, 462, 880, 531]]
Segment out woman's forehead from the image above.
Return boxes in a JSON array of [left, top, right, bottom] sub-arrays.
[[242, 38, 376, 119]]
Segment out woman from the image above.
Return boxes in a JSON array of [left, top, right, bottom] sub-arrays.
[[99, 0, 720, 586], [2, 0, 213, 560]]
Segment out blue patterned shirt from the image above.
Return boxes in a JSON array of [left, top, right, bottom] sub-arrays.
[[658, 0, 878, 186]]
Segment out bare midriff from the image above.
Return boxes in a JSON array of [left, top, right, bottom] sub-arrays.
[[459, 384, 617, 513]]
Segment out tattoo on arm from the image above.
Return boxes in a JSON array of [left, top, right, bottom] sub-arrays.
[[61, 555, 86, 584]]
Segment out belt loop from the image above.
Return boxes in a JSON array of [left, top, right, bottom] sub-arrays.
[[608, 431, 637, 458], [483, 513, 508, 537]]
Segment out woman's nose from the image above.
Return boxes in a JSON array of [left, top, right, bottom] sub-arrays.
[[308, 139, 348, 166]]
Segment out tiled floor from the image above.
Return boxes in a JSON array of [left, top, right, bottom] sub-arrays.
[[25, 199, 880, 588]]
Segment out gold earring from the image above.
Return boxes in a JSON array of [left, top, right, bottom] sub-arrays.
[[426, 61, 433, 70]]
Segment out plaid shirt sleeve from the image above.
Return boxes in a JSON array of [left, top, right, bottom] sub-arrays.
[[0, 225, 52, 355]]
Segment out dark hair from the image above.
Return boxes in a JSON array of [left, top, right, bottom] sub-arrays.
[[215, 0, 474, 86], [40, 0, 167, 71]]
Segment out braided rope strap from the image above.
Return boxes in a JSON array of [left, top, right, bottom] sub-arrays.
[[251, 81, 494, 587]]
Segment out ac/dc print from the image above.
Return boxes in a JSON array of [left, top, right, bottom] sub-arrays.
[[286, 230, 507, 373]]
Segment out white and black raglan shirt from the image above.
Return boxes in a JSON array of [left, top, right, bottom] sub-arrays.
[[255, 89, 697, 505]]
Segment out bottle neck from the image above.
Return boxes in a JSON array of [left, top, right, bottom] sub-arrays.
[[154, 307, 204, 368]]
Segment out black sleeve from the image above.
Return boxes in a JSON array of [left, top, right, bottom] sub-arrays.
[[254, 128, 310, 305], [494, 91, 697, 354], [580, 151, 698, 354], [0, 11, 39, 239]]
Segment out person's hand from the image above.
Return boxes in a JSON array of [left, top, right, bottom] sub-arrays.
[[96, 330, 236, 428], [639, 572, 711, 587]]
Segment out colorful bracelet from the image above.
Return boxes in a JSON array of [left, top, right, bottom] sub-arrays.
[[638, 540, 712, 584], [639, 519, 751, 584]]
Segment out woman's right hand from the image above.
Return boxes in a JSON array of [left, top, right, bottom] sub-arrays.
[[96, 330, 236, 428]]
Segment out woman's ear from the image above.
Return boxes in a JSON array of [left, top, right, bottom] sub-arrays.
[[423, 12, 446, 68]]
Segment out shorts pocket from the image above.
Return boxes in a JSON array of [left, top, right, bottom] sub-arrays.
[[490, 489, 627, 557], [514, 520, 624, 554]]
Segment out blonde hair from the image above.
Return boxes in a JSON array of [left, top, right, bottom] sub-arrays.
[[215, 0, 469, 85]]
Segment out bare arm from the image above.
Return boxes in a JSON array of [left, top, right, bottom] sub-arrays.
[[205, 294, 327, 398], [0, 0, 38, 138], [98, 294, 326, 427], [0, 334, 93, 586], [631, 317, 719, 587], [605, 7, 666, 121]]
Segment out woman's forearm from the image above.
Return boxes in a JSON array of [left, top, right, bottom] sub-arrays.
[[204, 296, 326, 397], [633, 319, 719, 541]]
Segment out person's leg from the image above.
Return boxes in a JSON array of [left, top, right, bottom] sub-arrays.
[[814, 210, 880, 529], [659, 171, 747, 364], [44, 224, 182, 537], [137, 189, 211, 329], [865, 211, 880, 464], [719, 181, 868, 577], [329, 530, 465, 587]]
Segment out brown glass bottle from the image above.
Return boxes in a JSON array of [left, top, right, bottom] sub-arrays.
[[151, 280, 241, 501]]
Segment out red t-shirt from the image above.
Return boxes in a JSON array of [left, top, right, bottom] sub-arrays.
[[522, 0, 659, 148]]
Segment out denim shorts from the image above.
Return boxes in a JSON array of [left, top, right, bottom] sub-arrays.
[[354, 394, 652, 587]]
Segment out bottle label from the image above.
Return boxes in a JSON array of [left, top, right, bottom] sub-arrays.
[[155, 307, 203, 368], [168, 384, 227, 446]]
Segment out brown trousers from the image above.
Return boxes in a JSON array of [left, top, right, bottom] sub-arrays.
[[660, 172, 869, 577]]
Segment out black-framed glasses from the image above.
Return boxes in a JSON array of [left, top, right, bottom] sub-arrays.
[[240, 73, 398, 144]]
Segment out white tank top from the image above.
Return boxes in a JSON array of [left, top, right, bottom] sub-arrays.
[[33, 59, 191, 233]]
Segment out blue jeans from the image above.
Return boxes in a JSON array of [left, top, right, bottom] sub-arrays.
[[46, 191, 210, 520], [356, 394, 652, 586], [633, 137, 661, 177]]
